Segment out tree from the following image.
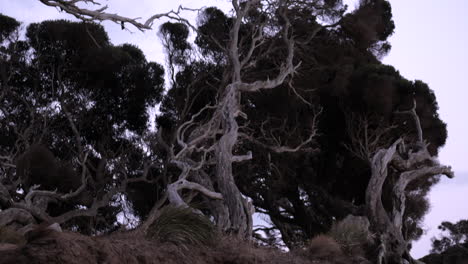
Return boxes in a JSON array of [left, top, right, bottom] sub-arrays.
[[0, 15, 165, 234], [152, 2, 451, 262], [0, 0, 452, 263], [431, 220, 468, 254], [144, 0, 311, 238], [420, 220, 468, 264], [364, 101, 452, 263]]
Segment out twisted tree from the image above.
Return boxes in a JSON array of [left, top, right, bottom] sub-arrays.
[[363, 100, 452, 263], [0, 15, 165, 234]]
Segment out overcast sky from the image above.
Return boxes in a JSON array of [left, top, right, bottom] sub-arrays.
[[1, 0, 467, 259]]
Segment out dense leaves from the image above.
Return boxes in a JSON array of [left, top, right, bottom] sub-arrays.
[[209, 1, 445, 247], [0, 14, 20, 43], [431, 220, 468, 254], [420, 220, 468, 264], [0, 15, 165, 233]]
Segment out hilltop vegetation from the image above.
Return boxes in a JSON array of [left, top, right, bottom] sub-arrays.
[[0, 1, 454, 263]]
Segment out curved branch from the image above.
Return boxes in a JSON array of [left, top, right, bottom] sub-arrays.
[[366, 138, 402, 227], [395, 99, 423, 145], [39, 0, 199, 31], [167, 178, 222, 208], [392, 165, 453, 229]]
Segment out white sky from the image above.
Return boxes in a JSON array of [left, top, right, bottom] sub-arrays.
[[1, 0, 467, 259]]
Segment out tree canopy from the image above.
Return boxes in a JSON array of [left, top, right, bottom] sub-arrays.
[[419, 219, 468, 264], [431, 220, 468, 254]]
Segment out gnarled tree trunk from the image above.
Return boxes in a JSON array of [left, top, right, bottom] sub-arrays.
[[365, 102, 453, 264], [214, 84, 252, 236]]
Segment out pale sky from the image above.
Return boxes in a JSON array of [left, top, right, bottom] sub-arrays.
[[1, 0, 467, 259]]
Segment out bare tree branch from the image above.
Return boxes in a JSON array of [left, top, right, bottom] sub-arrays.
[[38, 0, 200, 31], [395, 98, 423, 145], [344, 112, 396, 162]]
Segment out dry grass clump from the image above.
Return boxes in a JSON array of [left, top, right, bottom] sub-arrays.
[[327, 215, 374, 256], [0, 225, 26, 245], [146, 205, 217, 248], [305, 235, 344, 260], [206, 236, 309, 264]]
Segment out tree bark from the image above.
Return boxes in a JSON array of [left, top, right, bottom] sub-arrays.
[[366, 138, 453, 264], [214, 83, 252, 237]]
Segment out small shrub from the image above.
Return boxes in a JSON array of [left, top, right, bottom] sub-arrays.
[[327, 215, 374, 256], [306, 234, 344, 260], [146, 205, 217, 248], [0, 225, 26, 245]]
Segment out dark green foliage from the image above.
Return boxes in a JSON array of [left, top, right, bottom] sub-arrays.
[[402, 192, 430, 241], [16, 145, 80, 193], [422, 244, 468, 264], [24, 21, 163, 136], [195, 7, 232, 61], [341, 0, 394, 57], [26, 20, 110, 53], [431, 220, 468, 254], [22, 19, 163, 142], [159, 22, 191, 66], [0, 13, 20, 43], [0, 15, 165, 234], [126, 182, 161, 218]]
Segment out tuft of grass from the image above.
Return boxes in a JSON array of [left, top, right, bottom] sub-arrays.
[[146, 205, 217, 248], [0, 225, 26, 245], [306, 234, 344, 260], [327, 215, 373, 256]]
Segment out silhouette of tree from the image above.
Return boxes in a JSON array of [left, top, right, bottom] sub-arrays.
[[431, 220, 468, 254], [0, 16, 165, 234]]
